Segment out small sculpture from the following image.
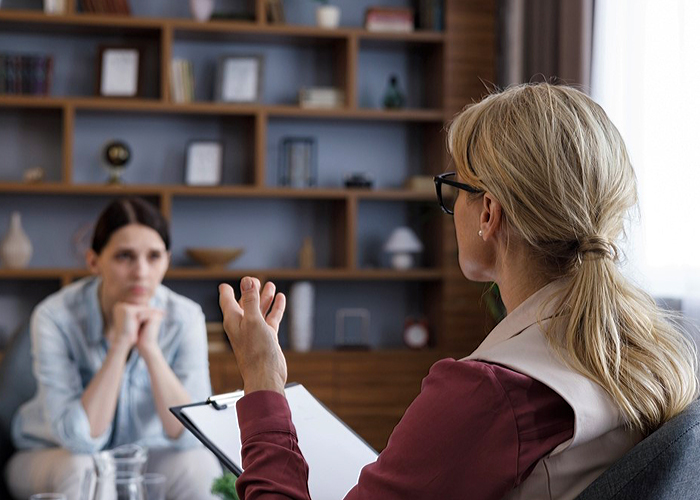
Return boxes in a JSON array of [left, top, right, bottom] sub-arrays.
[[298, 237, 316, 269], [383, 74, 406, 109], [23, 167, 45, 184], [102, 140, 131, 184]]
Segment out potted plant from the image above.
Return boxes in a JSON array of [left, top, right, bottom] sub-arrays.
[[313, 0, 340, 29], [211, 472, 240, 500]]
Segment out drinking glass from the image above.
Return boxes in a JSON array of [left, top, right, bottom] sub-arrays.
[[142, 473, 166, 500]]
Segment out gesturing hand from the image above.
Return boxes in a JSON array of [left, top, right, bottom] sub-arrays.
[[219, 277, 287, 395]]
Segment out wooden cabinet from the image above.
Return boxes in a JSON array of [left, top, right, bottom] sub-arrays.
[[0, 0, 497, 449]]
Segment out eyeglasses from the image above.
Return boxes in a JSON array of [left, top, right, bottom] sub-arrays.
[[433, 172, 483, 215]]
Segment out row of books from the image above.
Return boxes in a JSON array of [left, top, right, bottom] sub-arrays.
[[80, 0, 131, 15], [299, 87, 345, 109], [415, 0, 444, 31], [0, 55, 53, 96], [365, 8, 415, 33], [170, 59, 195, 103]]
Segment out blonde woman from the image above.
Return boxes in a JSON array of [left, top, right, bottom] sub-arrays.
[[218, 83, 698, 499]]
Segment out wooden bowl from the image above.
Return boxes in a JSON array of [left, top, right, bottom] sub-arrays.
[[186, 248, 244, 268]]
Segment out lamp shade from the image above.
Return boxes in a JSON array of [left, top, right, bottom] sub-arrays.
[[383, 226, 423, 253]]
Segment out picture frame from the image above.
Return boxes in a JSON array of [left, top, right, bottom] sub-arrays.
[[215, 55, 263, 103], [97, 45, 143, 98], [185, 140, 223, 186]]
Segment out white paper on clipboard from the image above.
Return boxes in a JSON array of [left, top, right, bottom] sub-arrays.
[[180, 384, 378, 498]]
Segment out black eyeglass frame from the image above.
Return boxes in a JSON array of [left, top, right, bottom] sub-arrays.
[[433, 172, 483, 215]]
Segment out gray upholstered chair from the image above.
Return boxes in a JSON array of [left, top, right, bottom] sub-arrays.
[[0, 323, 36, 499], [576, 398, 700, 500]]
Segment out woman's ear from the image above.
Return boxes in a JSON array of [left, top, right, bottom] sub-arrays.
[[85, 249, 100, 275], [479, 193, 503, 241]]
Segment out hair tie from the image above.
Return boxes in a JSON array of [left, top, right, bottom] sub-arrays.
[[577, 236, 618, 263]]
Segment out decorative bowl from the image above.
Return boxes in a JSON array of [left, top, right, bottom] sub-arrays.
[[186, 247, 244, 268]]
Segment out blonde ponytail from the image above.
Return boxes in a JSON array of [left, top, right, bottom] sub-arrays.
[[448, 83, 698, 434]]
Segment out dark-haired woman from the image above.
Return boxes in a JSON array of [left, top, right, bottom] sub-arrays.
[[6, 198, 221, 499]]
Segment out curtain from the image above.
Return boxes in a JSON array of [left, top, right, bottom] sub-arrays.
[[498, 0, 595, 89], [591, 1, 700, 320]]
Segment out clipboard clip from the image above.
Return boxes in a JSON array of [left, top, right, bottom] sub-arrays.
[[207, 390, 244, 411]]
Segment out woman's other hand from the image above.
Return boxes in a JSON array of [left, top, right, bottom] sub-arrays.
[[108, 302, 141, 352], [135, 307, 165, 356], [219, 277, 287, 395]]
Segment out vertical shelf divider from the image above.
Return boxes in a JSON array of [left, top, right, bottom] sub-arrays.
[[61, 104, 74, 184], [66, 0, 76, 14], [254, 111, 267, 187], [160, 192, 173, 221], [345, 195, 358, 269], [255, 0, 266, 25], [345, 34, 359, 109], [161, 24, 174, 103]]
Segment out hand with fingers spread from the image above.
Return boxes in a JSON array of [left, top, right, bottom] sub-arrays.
[[219, 276, 287, 395]]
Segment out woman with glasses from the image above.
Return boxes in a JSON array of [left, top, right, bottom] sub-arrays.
[[218, 83, 698, 499], [7, 198, 221, 500]]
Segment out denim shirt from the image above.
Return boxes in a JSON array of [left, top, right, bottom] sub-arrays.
[[12, 277, 212, 454]]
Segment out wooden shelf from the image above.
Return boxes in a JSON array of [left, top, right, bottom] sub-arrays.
[[0, 182, 436, 201], [0, 96, 445, 121], [0, 267, 443, 281], [0, 10, 445, 44]]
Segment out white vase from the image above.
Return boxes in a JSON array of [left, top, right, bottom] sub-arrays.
[[190, 0, 215, 22], [43, 0, 66, 14], [0, 212, 33, 269], [316, 5, 340, 29], [289, 281, 315, 352]]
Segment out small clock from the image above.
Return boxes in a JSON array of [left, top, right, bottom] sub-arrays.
[[403, 319, 429, 349]]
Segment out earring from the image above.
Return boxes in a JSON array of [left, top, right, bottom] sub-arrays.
[[478, 230, 483, 237]]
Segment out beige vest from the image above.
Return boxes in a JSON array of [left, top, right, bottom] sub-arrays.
[[465, 282, 642, 500]]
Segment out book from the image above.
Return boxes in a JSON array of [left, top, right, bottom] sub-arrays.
[[365, 7, 415, 32]]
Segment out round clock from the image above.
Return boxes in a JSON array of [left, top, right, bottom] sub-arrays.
[[403, 319, 429, 349], [102, 140, 132, 184]]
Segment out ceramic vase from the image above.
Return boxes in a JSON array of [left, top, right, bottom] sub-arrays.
[[190, 0, 215, 22], [0, 212, 33, 269], [43, 0, 66, 14], [289, 281, 314, 352], [316, 5, 340, 29]]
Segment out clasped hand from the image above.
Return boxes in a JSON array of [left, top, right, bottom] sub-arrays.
[[219, 277, 287, 395], [107, 302, 165, 356]]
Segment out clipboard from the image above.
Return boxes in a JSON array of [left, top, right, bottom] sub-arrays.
[[170, 383, 379, 498]]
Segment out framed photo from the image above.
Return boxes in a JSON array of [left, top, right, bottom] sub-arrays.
[[185, 141, 223, 186], [215, 55, 263, 103], [97, 45, 143, 98]]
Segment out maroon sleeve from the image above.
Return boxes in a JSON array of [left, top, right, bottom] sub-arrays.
[[235, 359, 574, 500], [236, 390, 311, 500]]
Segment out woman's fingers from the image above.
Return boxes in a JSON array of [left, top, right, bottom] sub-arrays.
[[265, 293, 286, 333]]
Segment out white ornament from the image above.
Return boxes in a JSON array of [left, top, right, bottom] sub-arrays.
[[190, 0, 215, 22], [0, 212, 33, 269], [316, 5, 341, 29], [289, 281, 315, 352]]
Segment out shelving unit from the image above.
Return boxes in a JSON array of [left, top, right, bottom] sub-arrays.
[[0, 0, 497, 449]]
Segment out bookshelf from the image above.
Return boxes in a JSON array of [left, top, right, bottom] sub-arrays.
[[0, 0, 497, 449]]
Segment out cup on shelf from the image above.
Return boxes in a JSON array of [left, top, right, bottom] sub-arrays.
[[43, 0, 66, 15]]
